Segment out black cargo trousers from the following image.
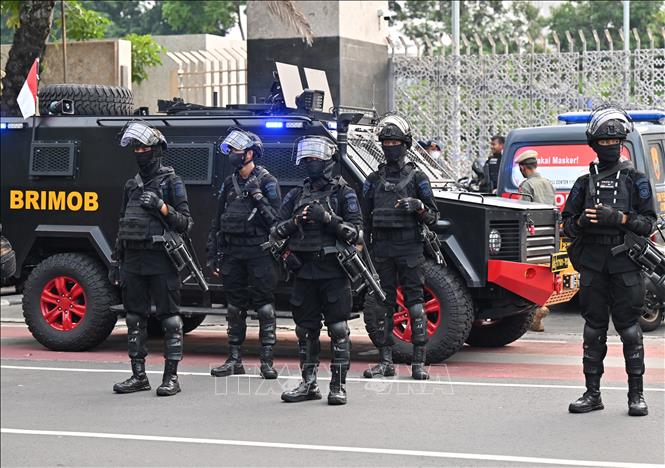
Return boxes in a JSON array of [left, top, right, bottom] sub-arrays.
[[121, 250, 183, 363], [220, 250, 277, 348], [578, 258, 646, 379], [365, 244, 427, 349]]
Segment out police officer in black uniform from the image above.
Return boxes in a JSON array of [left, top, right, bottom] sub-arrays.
[[207, 129, 281, 379], [111, 121, 193, 396], [273, 136, 362, 405], [362, 115, 439, 380], [562, 107, 657, 416], [480, 135, 504, 193]]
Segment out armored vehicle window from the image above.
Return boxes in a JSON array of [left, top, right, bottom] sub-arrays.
[[647, 141, 664, 186]]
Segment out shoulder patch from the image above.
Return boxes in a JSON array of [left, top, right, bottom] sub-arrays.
[[362, 179, 372, 197], [264, 181, 278, 200], [636, 177, 651, 200], [345, 190, 360, 213], [418, 179, 433, 198]]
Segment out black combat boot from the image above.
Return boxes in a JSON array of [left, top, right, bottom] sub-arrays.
[[260, 345, 278, 379], [627, 375, 648, 416], [156, 359, 181, 396], [411, 345, 429, 380], [327, 322, 350, 405], [113, 359, 151, 393], [363, 347, 395, 378], [569, 374, 604, 413], [328, 364, 347, 406], [281, 331, 322, 403], [211, 345, 246, 377]]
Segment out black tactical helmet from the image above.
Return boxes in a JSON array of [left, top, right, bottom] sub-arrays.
[[586, 106, 633, 144], [376, 114, 413, 148], [120, 121, 168, 150], [219, 128, 263, 158]]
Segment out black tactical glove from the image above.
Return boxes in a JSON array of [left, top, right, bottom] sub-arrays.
[[140, 191, 165, 212], [303, 203, 332, 224], [396, 197, 424, 213], [108, 263, 121, 286], [594, 204, 624, 226], [245, 177, 263, 200], [207, 253, 223, 276], [577, 211, 594, 228]]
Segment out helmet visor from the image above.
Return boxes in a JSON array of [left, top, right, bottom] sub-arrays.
[[293, 136, 336, 165], [587, 109, 633, 138], [375, 114, 411, 136], [220, 130, 254, 154], [120, 122, 164, 147]]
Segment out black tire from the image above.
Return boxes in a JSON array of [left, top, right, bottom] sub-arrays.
[[38, 84, 134, 116], [1, 236, 17, 283], [639, 291, 664, 332], [465, 308, 536, 348], [22, 253, 118, 351], [147, 314, 207, 337], [364, 261, 474, 364]]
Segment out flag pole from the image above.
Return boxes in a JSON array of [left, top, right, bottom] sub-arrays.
[[31, 58, 39, 144]]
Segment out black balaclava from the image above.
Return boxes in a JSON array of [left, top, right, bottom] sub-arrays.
[[591, 141, 622, 171], [383, 143, 407, 169], [135, 147, 161, 179], [229, 150, 249, 169], [303, 159, 334, 188]]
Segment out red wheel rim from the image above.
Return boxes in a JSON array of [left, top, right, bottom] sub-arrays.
[[40, 276, 86, 331], [393, 286, 441, 343]]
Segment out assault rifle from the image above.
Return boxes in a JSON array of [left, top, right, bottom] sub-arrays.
[[322, 239, 386, 302], [611, 230, 665, 299]]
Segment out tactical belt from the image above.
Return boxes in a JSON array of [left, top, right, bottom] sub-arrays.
[[373, 229, 421, 241], [224, 234, 267, 246], [124, 240, 164, 250], [582, 234, 624, 245]]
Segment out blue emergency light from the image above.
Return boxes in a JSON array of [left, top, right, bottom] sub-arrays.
[[558, 110, 665, 124], [0, 122, 6, 130], [265, 121, 284, 128]]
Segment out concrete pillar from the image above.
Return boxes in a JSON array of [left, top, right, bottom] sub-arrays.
[[247, 0, 389, 113]]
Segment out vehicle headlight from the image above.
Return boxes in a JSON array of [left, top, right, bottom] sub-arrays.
[[489, 229, 502, 255]]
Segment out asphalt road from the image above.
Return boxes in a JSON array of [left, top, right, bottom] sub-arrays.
[[1, 294, 664, 467]]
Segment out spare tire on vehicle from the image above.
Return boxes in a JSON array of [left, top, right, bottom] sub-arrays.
[[38, 84, 134, 116]]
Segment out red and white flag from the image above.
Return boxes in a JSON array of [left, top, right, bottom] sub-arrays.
[[17, 58, 39, 119]]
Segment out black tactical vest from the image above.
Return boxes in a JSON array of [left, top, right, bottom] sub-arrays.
[[287, 177, 344, 253], [118, 169, 174, 247], [219, 166, 270, 245], [583, 162, 632, 236], [371, 163, 420, 233]]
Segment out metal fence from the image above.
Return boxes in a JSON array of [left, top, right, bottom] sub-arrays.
[[167, 45, 247, 107], [389, 31, 665, 177]]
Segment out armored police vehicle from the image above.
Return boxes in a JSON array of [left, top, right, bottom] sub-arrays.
[[1, 83, 570, 362], [497, 110, 665, 331]]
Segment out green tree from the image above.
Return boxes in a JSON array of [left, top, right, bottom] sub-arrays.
[[548, 1, 665, 50], [388, 0, 545, 54], [1, 1, 56, 115], [161, 1, 244, 35], [124, 33, 165, 84], [51, 0, 111, 40]]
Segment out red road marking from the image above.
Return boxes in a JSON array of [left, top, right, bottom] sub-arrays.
[[3, 325, 663, 385]]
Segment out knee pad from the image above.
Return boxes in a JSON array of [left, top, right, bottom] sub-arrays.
[[327, 321, 350, 341], [618, 323, 643, 345], [256, 303, 276, 323], [125, 313, 145, 331], [582, 324, 607, 375], [161, 314, 183, 334], [409, 303, 428, 345], [295, 325, 309, 342], [227, 304, 247, 321]]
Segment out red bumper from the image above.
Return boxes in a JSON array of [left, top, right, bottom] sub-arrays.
[[487, 260, 557, 306]]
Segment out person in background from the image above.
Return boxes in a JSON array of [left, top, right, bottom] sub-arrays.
[[480, 135, 505, 193], [515, 150, 556, 332]]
